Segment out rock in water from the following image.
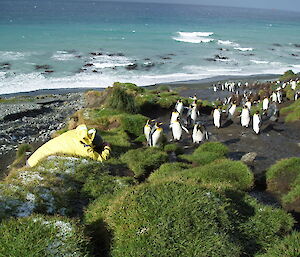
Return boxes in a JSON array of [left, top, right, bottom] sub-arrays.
[[241, 152, 257, 165]]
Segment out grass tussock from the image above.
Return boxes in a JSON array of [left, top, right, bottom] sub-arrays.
[[0, 215, 90, 256], [120, 148, 168, 178], [266, 157, 300, 212], [281, 99, 300, 122], [104, 182, 293, 257]]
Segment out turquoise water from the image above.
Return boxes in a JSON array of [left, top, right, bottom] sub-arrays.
[[1, 0, 300, 94]]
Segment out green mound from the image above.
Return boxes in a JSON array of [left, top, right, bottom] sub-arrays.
[[120, 148, 168, 178], [0, 215, 90, 256], [266, 157, 300, 212], [180, 142, 229, 165], [104, 182, 293, 257], [258, 231, 300, 257], [281, 99, 300, 122], [182, 159, 253, 190]]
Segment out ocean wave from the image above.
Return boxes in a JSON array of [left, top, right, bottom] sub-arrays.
[[250, 60, 269, 64], [90, 55, 134, 69], [0, 51, 28, 61], [234, 47, 253, 52], [217, 40, 239, 47], [51, 51, 78, 61], [2, 64, 300, 95], [173, 31, 214, 43]]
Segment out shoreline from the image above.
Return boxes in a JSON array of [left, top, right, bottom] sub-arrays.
[[0, 73, 279, 98]]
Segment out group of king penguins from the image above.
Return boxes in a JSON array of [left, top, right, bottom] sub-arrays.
[[144, 79, 299, 147], [144, 96, 209, 147]]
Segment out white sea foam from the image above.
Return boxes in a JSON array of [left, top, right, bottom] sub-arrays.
[[51, 51, 77, 61], [2, 64, 300, 95], [173, 31, 214, 43], [250, 60, 269, 64], [0, 51, 28, 61], [217, 40, 239, 47], [234, 47, 253, 52], [91, 55, 134, 69]]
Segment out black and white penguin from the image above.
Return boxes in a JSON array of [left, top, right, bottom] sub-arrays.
[[241, 105, 250, 128], [170, 117, 189, 141], [144, 120, 152, 144], [175, 99, 184, 115], [226, 101, 237, 120], [213, 106, 221, 128], [253, 111, 261, 134], [170, 110, 180, 123], [149, 122, 163, 147], [192, 123, 209, 144], [262, 96, 269, 111]]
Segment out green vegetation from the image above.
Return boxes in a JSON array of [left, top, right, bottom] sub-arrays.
[[258, 231, 300, 257], [120, 148, 168, 178], [181, 159, 253, 190], [106, 85, 138, 113], [266, 157, 300, 212], [281, 99, 300, 122], [163, 143, 183, 154], [148, 162, 192, 182], [104, 182, 293, 257], [11, 144, 32, 169], [0, 215, 90, 256], [180, 142, 229, 165], [279, 70, 298, 81]]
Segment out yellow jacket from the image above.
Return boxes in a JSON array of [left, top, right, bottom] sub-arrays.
[[27, 124, 111, 167]]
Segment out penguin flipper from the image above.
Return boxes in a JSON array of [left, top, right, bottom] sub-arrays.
[[182, 126, 189, 134]]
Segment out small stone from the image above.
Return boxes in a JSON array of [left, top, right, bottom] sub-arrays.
[[241, 152, 257, 165]]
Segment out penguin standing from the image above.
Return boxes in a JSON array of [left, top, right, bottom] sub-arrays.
[[175, 99, 184, 115], [262, 97, 269, 111], [170, 117, 189, 141], [227, 101, 237, 120], [170, 110, 180, 123], [213, 106, 221, 128], [192, 123, 209, 144], [241, 105, 250, 128], [245, 100, 252, 110], [149, 122, 163, 147], [144, 120, 152, 144], [277, 90, 282, 104], [252, 111, 261, 134], [271, 92, 277, 102], [190, 105, 199, 125]]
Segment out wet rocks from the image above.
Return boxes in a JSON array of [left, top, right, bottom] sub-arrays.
[[273, 43, 282, 47], [35, 64, 52, 70], [241, 152, 257, 166], [0, 62, 11, 71], [294, 44, 300, 48], [90, 52, 103, 56], [125, 63, 138, 70]]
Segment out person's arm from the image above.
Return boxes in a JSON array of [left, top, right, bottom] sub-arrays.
[[86, 144, 111, 162]]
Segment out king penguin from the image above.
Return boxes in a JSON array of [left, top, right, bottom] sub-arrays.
[[262, 97, 269, 111], [192, 123, 209, 144], [144, 120, 154, 145], [170, 117, 189, 141], [213, 106, 221, 128], [170, 110, 180, 123], [253, 111, 261, 134], [149, 122, 163, 147], [175, 99, 184, 115], [227, 101, 237, 120], [241, 105, 250, 128]]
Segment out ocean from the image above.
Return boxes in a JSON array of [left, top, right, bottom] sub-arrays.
[[1, 0, 300, 94]]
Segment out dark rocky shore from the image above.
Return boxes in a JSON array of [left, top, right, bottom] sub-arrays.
[[0, 93, 84, 177]]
